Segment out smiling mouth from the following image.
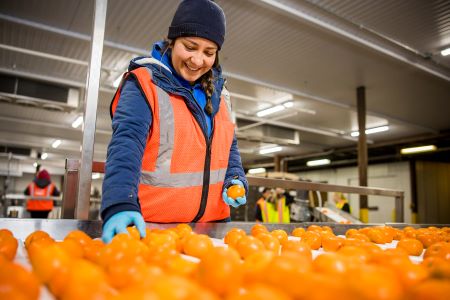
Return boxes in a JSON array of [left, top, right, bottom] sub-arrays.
[[185, 63, 200, 72]]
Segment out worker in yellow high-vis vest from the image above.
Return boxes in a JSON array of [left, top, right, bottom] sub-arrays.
[[334, 192, 352, 214], [256, 188, 290, 223]]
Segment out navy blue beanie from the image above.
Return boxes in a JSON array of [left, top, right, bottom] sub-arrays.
[[168, 0, 226, 49]]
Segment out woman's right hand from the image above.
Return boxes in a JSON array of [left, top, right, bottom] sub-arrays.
[[101, 211, 146, 243]]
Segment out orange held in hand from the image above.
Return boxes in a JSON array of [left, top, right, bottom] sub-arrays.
[[227, 185, 245, 199]]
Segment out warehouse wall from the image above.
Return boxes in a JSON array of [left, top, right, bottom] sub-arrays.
[[295, 162, 412, 223], [415, 161, 450, 224]]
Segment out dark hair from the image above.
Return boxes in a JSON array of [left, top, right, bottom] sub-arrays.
[[161, 39, 219, 115], [262, 188, 271, 193]]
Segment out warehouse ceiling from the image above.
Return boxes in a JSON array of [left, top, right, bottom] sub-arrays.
[[0, 0, 449, 177]]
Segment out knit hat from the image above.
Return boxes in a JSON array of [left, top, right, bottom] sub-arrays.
[[168, 0, 226, 49], [37, 169, 50, 181]]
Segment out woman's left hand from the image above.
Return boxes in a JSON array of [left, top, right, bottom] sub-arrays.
[[222, 179, 247, 208]]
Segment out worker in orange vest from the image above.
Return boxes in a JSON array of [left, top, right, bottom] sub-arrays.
[[101, 0, 247, 243], [24, 169, 60, 218]]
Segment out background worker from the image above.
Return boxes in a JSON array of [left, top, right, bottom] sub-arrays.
[[100, 0, 247, 243], [24, 169, 60, 219], [255, 187, 272, 222], [334, 192, 351, 213], [256, 188, 290, 223]]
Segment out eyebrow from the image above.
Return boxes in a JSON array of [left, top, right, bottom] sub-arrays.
[[183, 38, 218, 51]]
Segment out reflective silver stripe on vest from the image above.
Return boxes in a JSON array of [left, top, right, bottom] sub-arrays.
[[139, 67, 227, 188]]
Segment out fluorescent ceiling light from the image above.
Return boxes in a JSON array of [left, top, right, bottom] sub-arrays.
[[256, 105, 285, 117], [351, 125, 389, 137], [259, 146, 282, 155], [401, 145, 437, 154], [52, 139, 61, 148], [41, 152, 48, 160], [92, 173, 101, 179], [441, 47, 450, 56], [248, 167, 266, 174], [71, 116, 83, 128], [306, 159, 331, 167], [113, 73, 124, 88]]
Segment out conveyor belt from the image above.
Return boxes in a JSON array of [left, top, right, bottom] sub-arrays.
[[0, 218, 447, 240]]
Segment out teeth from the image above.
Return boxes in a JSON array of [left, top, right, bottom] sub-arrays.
[[186, 63, 199, 71]]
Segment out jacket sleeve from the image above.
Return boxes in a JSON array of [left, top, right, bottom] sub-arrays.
[[100, 77, 152, 224], [223, 134, 248, 194], [24, 185, 30, 195], [51, 184, 60, 197]]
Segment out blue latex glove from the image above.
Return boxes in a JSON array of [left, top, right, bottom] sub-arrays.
[[102, 211, 146, 243], [222, 179, 247, 208]]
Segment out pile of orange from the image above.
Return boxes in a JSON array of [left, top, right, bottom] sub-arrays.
[[1, 224, 450, 299]]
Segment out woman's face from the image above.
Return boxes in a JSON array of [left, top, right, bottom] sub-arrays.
[[171, 37, 218, 83]]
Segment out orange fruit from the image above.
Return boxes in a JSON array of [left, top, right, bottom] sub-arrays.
[[0, 230, 18, 261], [24, 230, 51, 249], [242, 250, 275, 284], [182, 234, 213, 259], [0, 257, 40, 300], [407, 279, 450, 300], [306, 225, 322, 232], [416, 232, 440, 248], [227, 283, 291, 300], [338, 246, 370, 264], [422, 256, 450, 279], [352, 233, 371, 242], [251, 224, 268, 237], [270, 229, 288, 245], [64, 230, 92, 247], [366, 228, 387, 244], [236, 235, 265, 259], [424, 242, 450, 260], [395, 262, 428, 290], [83, 239, 105, 264], [301, 231, 321, 250], [321, 236, 345, 252], [291, 227, 306, 238], [281, 240, 312, 259], [224, 229, 246, 249], [345, 228, 359, 238], [174, 223, 193, 238], [149, 274, 219, 300], [256, 233, 280, 253], [57, 239, 84, 258], [28, 243, 72, 284], [227, 185, 245, 199], [397, 238, 424, 256], [126, 226, 141, 240], [262, 252, 313, 298], [349, 264, 404, 300], [165, 254, 198, 278], [61, 259, 116, 300], [313, 253, 349, 275], [197, 247, 243, 296]]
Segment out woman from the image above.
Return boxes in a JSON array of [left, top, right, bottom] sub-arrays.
[[101, 0, 247, 243]]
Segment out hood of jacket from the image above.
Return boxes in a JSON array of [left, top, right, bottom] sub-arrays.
[[127, 41, 225, 117]]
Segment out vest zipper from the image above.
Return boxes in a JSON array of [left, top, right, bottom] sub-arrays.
[[153, 70, 214, 222]]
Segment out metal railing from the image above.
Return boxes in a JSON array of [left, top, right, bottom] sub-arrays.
[[62, 160, 405, 222]]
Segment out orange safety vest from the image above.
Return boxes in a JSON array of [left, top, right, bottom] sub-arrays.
[[111, 65, 235, 222], [26, 182, 55, 211]]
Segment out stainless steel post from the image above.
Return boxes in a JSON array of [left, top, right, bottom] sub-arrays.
[[76, 0, 108, 220]]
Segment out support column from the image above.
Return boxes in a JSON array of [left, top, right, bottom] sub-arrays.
[[76, 0, 108, 220], [357, 86, 369, 223], [274, 155, 282, 172]]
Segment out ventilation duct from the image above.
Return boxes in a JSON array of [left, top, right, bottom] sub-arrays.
[[0, 74, 79, 112]]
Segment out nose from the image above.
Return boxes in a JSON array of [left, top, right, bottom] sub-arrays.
[[190, 52, 203, 67]]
